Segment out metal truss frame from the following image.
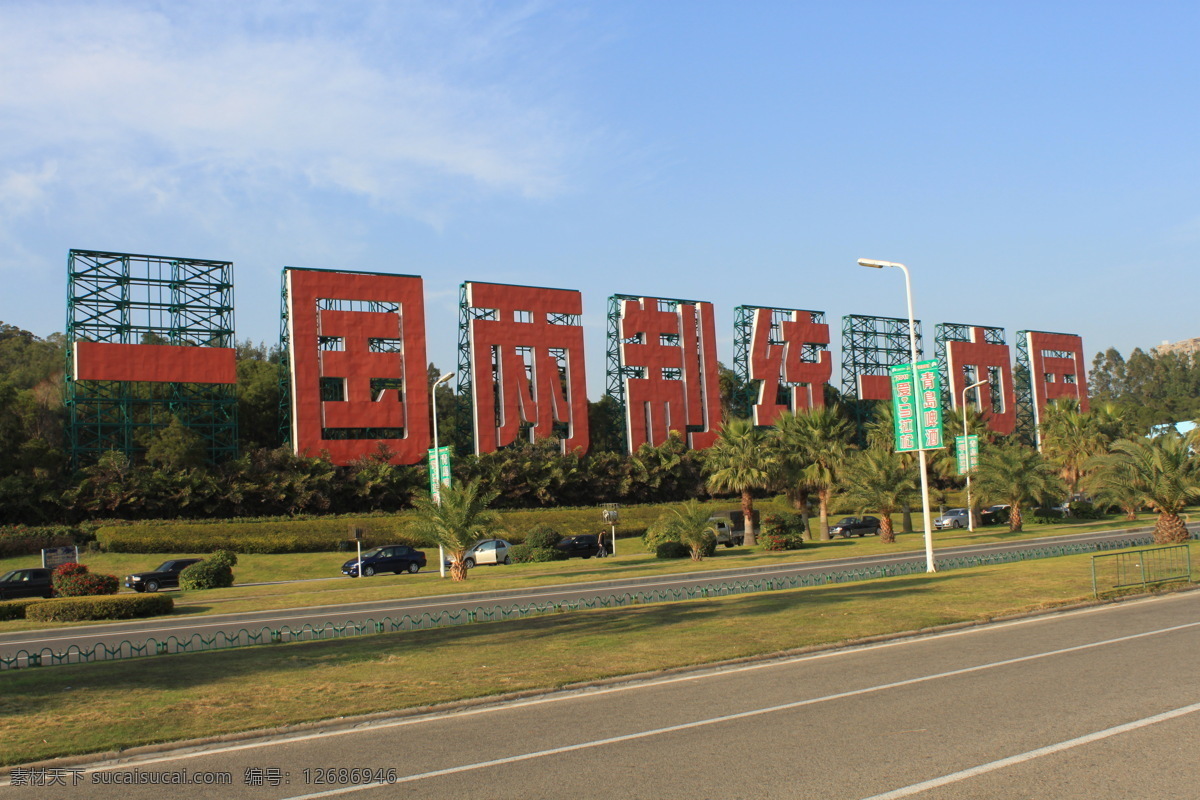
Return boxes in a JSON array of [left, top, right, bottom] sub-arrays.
[[840, 314, 923, 441]]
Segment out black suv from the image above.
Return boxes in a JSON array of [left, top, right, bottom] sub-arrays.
[[342, 545, 427, 577], [0, 568, 54, 600], [554, 535, 607, 559], [828, 516, 881, 538], [125, 559, 203, 593]]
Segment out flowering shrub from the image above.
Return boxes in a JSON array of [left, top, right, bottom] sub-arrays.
[[759, 532, 789, 551], [51, 563, 119, 597]]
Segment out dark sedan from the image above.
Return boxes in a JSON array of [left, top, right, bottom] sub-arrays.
[[828, 516, 881, 538], [342, 545, 427, 577], [0, 568, 54, 600], [554, 534, 607, 559], [124, 559, 203, 593]]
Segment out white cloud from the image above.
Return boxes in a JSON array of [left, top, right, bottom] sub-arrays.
[[0, 1, 581, 234]]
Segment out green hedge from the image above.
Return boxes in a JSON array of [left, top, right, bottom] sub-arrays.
[[0, 525, 83, 558], [0, 598, 41, 621], [95, 518, 428, 555], [25, 594, 174, 623]]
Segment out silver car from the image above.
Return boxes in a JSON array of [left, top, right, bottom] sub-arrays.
[[934, 508, 970, 530], [460, 539, 513, 568]]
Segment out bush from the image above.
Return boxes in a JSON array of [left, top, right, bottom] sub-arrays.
[[95, 518, 426, 554], [1033, 507, 1064, 524], [1068, 501, 1103, 520], [760, 532, 788, 551], [0, 598, 41, 621], [179, 550, 237, 590], [654, 541, 690, 559], [761, 514, 806, 550], [0, 525, 83, 558], [51, 563, 119, 597], [524, 525, 563, 549], [26, 594, 173, 622], [508, 544, 566, 563]]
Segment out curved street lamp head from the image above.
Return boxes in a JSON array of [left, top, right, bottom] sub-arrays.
[[433, 372, 455, 388], [857, 258, 905, 269]]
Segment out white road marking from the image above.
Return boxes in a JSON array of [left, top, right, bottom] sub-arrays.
[[857, 701, 1200, 799], [22, 612, 1191, 793]]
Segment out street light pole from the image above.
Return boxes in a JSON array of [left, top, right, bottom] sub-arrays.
[[431, 372, 455, 579], [961, 378, 987, 532], [858, 258, 937, 573]]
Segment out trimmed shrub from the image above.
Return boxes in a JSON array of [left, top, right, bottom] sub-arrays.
[[1068, 501, 1103, 520], [508, 544, 566, 563], [0, 598, 41, 621], [0, 525, 82, 558], [762, 513, 807, 550], [26, 594, 174, 622], [654, 541, 690, 559], [51, 563, 119, 597], [760, 532, 788, 551], [179, 550, 237, 590], [95, 518, 427, 554], [524, 525, 563, 549]]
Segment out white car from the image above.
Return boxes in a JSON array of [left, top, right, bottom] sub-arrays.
[[934, 508, 970, 530], [451, 539, 513, 569]]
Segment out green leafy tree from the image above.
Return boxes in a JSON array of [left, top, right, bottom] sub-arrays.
[[144, 416, 207, 471], [1038, 399, 1107, 496], [704, 418, 774, 546], [408, 480, 504, 581], [971, 442, 1064, 532], [839, 448, 917, 543], [1086, 435, 1198, 543]]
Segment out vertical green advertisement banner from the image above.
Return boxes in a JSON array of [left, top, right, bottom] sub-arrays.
[[955, 434, 979, 474], [428, 446, 452, 502], [890, 360, 944, 452]]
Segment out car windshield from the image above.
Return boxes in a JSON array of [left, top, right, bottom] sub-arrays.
[[834, 518, 855, 525], [0, 571, 17, 582], [359, 548, 384, 558], [154, 561, 176, 572]]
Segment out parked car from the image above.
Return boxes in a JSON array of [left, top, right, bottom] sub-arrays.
[[124, 559, 204, 593], [981, 505, 1010, 525], [709, 518, 743, 547], [934, 508, 971, 530], [342, 545, 427, 577], [828, 516, 881, 538], [554, 534, 607, 559], [445, 539, 514, 569], [0, 567, 54, 600]]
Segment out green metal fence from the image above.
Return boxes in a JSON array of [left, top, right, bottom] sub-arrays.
[[1091, 544, 1193, 598], [3, 532, 1192, 670]]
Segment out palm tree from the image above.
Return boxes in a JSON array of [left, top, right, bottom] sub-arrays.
[[661, 499, 719, 561], [971, 442, 1064, 532], [1083, 451, 1143, 522], [705, 418, 775, 546], [838, 448, 918, 543], [408, 480, 504, 581], [1086, 434, 1199, 543], [771, 406, 855, 541], [1039, 399, 1107, 497]]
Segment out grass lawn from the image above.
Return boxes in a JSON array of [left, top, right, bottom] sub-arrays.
[[1, 542, 1195, 767], [0, 511, 1175, 632]]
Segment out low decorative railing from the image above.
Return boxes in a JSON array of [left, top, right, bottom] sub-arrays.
[[3, 532, 1192, 670]]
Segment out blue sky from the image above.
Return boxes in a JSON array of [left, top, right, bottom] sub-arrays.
[[2, 1, 1198, 396]]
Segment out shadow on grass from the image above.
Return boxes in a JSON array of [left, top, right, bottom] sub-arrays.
[[0, 571, 966, 707]]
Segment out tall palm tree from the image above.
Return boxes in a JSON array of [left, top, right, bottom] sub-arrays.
[[1087, 434, 1199, 543], [771, 406, 855, 541], [838, 448, 918, 543], [705, 417, 775, 546], [409, 480, 504, 581], [661, 499, 720, 561], [971, 442, 1063, 532]]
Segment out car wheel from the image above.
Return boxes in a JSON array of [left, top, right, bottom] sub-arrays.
[[582, 554, 591, 559], [407, 562, 420, 574], [954, 520, 963, 529], [857, 531, 866, 537], [872, 527, 880, 536], [503, 554, 511, 565], [363, 566, 376, 577], [464, 558, 475, 569], [145, 580, 160, 593]]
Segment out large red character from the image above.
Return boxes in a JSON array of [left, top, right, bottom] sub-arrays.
[[946, 326, 1017, 436], [285, 269, 429, 466], [748, 308, 831, 427], [619, 297, 721, 452], [1026, 331, 1090, 433], [465, 282, 589, 454]]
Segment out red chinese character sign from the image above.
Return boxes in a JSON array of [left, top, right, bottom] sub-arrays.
[[943, 325, 1017, 436], [738, 307, 831, 427], [612, 296, 721, 453], [284, 268, 429, 466], [1019, 330, 1089, 447], [462, 282, 589, 454]]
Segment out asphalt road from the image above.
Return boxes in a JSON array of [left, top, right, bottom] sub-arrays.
[[0, 526, 1173, 667], [5, 589, 1197, 799]]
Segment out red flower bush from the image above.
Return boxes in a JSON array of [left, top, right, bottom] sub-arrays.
[[51, 562, 119, 597]]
